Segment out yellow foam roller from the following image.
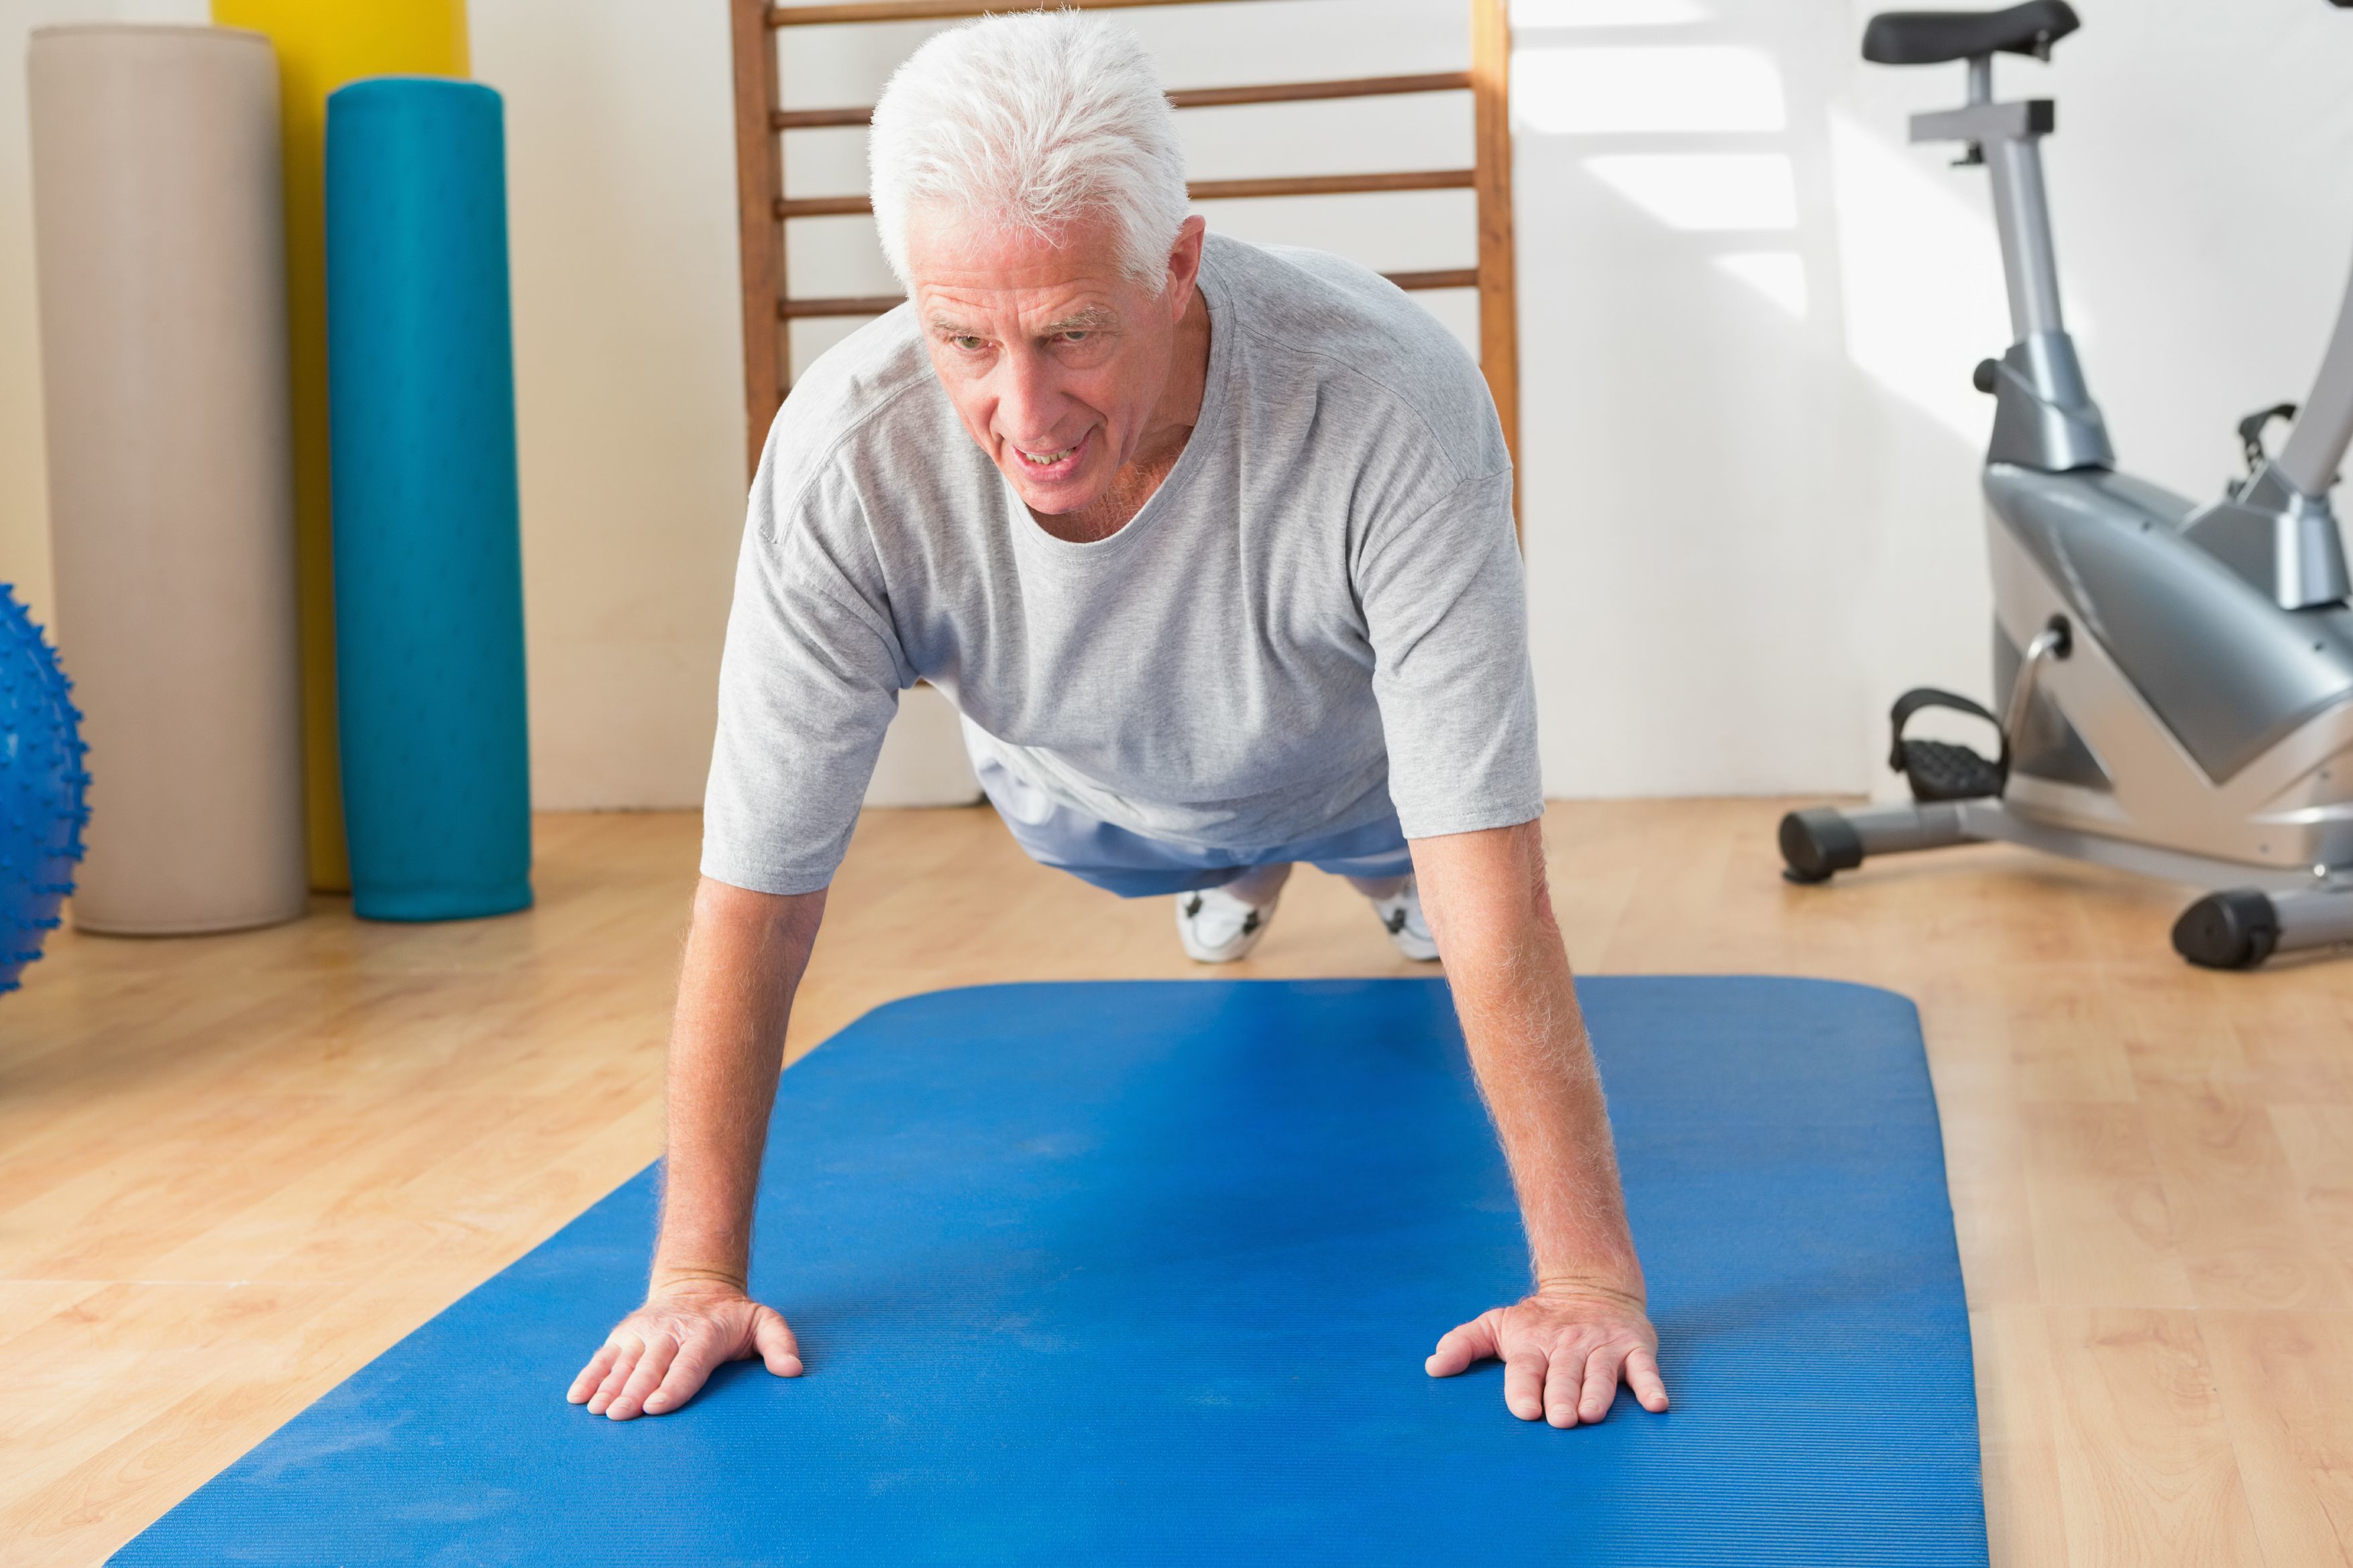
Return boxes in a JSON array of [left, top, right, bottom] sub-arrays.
[[210, 0, 469, 893]]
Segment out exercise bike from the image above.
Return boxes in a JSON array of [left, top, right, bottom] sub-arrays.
[[1780, 0, 2353, 969]]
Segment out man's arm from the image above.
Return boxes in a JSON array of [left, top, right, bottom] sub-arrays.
[[1411, 818, 1670, 1427], [567, 876, 826, 1420]]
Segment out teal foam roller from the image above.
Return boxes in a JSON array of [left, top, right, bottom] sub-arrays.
[[326, 76, 531, 921]]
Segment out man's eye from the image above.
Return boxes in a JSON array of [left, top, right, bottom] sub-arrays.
[[1060, 331, 1090, 343], [952, 335, 986, 351]]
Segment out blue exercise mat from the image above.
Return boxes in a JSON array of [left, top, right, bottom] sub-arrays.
[[113, 978, 1986, 1565]]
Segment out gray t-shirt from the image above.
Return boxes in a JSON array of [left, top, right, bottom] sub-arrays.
[[702, 233, 1540, 896]]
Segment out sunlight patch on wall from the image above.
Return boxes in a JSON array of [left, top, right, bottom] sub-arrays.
[[1517, 47, 1784, 135], [1714, 251, 1808, 319], [1826, 108, 2008, 442], [1583, 153, 1798, 231], [1511, 0, 1712, 25]]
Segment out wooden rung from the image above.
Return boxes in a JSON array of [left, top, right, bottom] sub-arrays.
[[1171, 71, 1470, 109], [773, 105, 874, 130], [781, 293, 908, 319], [780, 266, 1474, 320], [778, 168, 1476, 219], [772, 72, 1474, 132], [1385, 268, 1480, 290], [778, 194, 875, 218], [771, 0, 1257, 25], [1187, 170, 1475, 201]]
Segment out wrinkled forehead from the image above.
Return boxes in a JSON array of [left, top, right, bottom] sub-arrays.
[[904, 203, 1145, 331]]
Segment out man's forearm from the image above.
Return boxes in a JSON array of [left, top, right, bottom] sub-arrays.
[[1447, 928, 1641, 1293], [1413, 823, 1643, 1296], [650, 877, 827, 1290]]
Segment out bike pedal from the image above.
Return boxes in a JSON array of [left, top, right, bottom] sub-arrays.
[[1897, 738, 2004, 803]]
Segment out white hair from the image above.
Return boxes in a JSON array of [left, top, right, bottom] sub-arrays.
[[868, 12, 1191, 292]]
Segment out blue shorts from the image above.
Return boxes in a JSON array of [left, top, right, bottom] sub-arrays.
[[969, 747, 1414, 899]]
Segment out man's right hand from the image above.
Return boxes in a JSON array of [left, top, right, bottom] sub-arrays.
[[566, 1278, 803, 1420]]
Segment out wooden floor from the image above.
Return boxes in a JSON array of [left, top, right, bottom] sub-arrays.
[[5, 799, 2351, 1565]]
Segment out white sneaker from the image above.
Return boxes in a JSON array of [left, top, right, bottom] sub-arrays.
[[1175, 883, 1280, 963], [1369, 879, 1439, 962]]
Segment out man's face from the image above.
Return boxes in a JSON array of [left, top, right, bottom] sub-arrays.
[[906, 207, 1200, 516]]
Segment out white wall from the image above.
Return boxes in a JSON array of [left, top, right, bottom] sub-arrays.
[[7, 0, 2353, 807]]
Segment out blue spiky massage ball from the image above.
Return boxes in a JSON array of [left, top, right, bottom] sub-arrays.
[[1, 583, 87, 995]]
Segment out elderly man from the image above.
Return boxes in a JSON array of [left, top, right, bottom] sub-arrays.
[[569, 12, 1668, 1431]]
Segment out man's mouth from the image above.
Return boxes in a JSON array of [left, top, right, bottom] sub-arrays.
[[1012, 430, 1087, 471]]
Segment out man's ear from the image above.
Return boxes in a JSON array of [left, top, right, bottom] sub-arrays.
[[1164, 215, 1209, 314]]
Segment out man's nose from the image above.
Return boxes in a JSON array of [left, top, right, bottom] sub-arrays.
[[995, 349, 1066, 445]]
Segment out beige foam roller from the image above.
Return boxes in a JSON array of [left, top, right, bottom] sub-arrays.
[[29, 25, 307, 934]]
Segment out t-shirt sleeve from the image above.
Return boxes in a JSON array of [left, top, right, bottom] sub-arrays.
[[700, 443, 911, 896], [1358, 466, 1544, 841]]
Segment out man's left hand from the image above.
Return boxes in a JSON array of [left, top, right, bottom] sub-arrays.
[[1425, 1284, 1670, 1427]]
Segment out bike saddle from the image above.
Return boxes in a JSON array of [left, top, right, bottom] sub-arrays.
[[1863, 1, 2081, 66]]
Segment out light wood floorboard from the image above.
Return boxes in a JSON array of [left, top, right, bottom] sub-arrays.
[[3, 799, 2350, 1565]]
